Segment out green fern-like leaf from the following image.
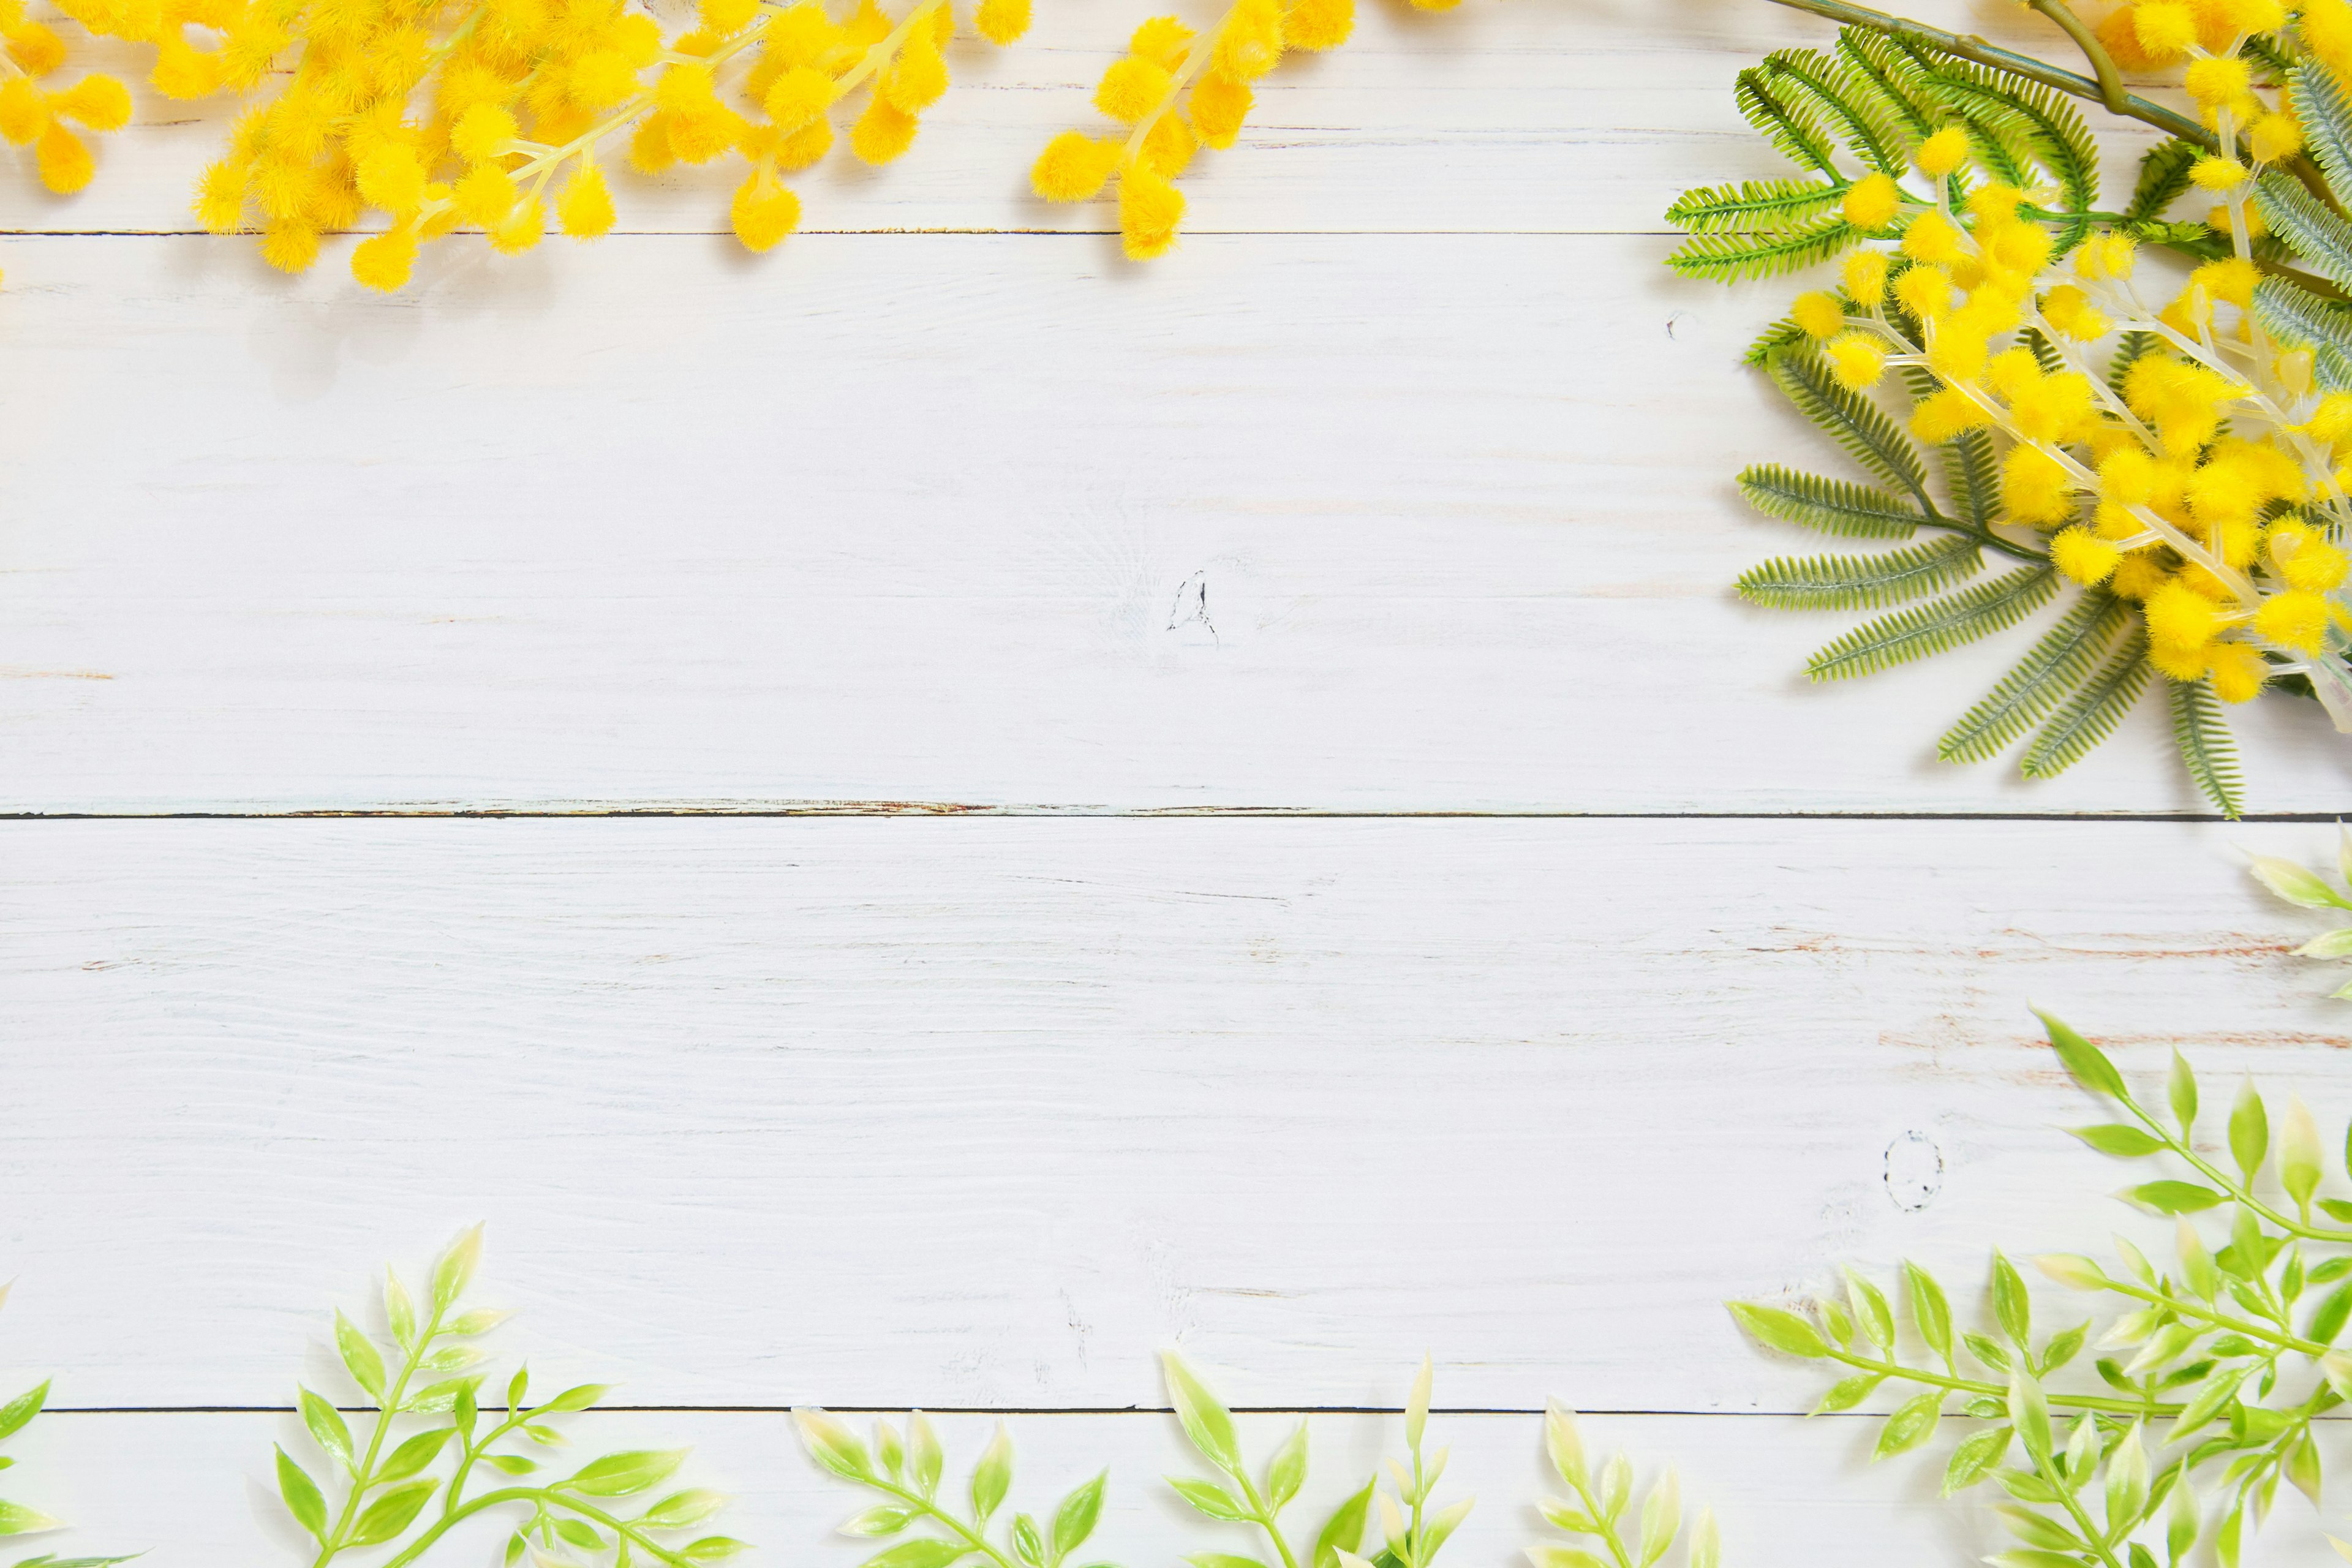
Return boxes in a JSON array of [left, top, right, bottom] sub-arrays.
[[2293, 58, 2352, 199], [1735, 66, 1843, 176], [1735, 466, 1926, 538], [2020, 631, 2150, 777], [2170, 677, 2246, 817], [1666, 220, 1860, 282], [1769, 348, 1930, 500], [1744, 315, 1810, 368], [1834, 28, 1940, 140], [2253, 169, 2352, 290], [2252, 276, 2352, 391], [1899, 365, 1997, 527], [1805, 566, 2057, 680], [1665, 177, 1847, 234], [2021, 326, 2066, 376], [2108, 329, 2162, 396], [1738, 535, 1982, 611], [1761, 48, 1907, 176], [2126, 139, 2199, 224], [1939, 591, 2130, 762], [1924, 61, 2098, 242]]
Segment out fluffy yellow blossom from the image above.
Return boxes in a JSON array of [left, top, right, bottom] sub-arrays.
[[1841, 172, 1900, 230], [2191, 154, 2248, 190], [2207, 639, 2270, 703], [2183, 56, 2250, 109], [2040, 284, 2108, 341], [2051, 527, 2124, 587], [1912, 124, 1968, 177], [1841, 249, 1887, 310], [180, 0, 1027, 288], [1791, 291, 1844, 339], [1823, 331, 1887, 390], [2250, 111, 2304, 164]]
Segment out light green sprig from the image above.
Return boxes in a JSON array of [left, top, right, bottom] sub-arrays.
[[0, 1286, 133, 1568], [2249, 828, 2352, 998], [272, 1227, 742, 1568], [1733, 1014, 2352, 1567], [1526, 1406, 1717, 1568]]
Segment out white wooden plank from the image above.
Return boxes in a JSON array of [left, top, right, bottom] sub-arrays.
[[2, 232, 2345, 813], [7, 816, 2351, 1411], [33, 1406, 2313, 1568], [0, 0, 2162, 238]]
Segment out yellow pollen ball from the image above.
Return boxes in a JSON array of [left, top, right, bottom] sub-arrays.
[[2250, 113, 2304, 164], [1189, 72, 1251, 149], [1030, 129, 1121, 202], [2206, 640, 2269, 703], [1095, 55, 1171, 123], [488, 197, 545, 255], [2050, 527, 2124, 586], [729, 175, 801, 252], [1841, 249, 1888, 309], [258, 216, 319, 273], [1128, 15, 1193, 68], [1909, 387, 1989, 443], [51, 74, 130, 131], [2190, 155, 2248, 190], [2145, 579, 2223, 651], [848, 93, 917, 164], [764, 67, 836, 132], [1824, 331, 1888, 391], [1790, 291, 1845, 339], [1841, 172, 1899, 231], [2133, 2, 2198, 58], [0, 75, 48, 144], [6, 21, 67, 75], [2182, 56, 2251, 109], [34, 121, 93, 192], [1118, 162, 1183, 260], [356, 144, 426, 214], [883, 29, 948, 115], [1894, 263, 1954, 320], [976, 0, 1031, 43], [1899, 209, 1963, 265], [701, 0, 759, 32], [2000, 445, 2077, 527], [1913, 125, 1969, 178], [2253, 590, 2331, 653], [1280, 0, 1350, 51], [350, 226, 418, 291], [557, 161, 614, 238]]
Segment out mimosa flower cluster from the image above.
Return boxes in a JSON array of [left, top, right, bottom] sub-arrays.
[[0, 0, 131, 202], [1668, 0, 2352, 813], [189, 0, 1029, 289], [1026, 0, 1362, 259]]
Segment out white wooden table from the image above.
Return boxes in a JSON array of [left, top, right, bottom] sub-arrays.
[[4, 0, 2350, 1561]]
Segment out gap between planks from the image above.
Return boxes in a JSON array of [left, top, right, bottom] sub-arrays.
[[2, 809, 2345, 821]]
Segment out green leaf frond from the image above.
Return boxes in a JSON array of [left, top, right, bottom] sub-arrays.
[[2107, 328, 2162, 395], [1939, 591, 2131, 763], [2021, 325, 2066, 376], [1760, 47, 1907, 177], [1770, 347, 1931, 500], [2126, 139, 2200, 224], [1735, 465, 1925, 538], [2241, 31, 2292, 80], [1834, 26, 1940, 140], [1665, 176, 1848, 234], [1745, 315, 1810, 368], [2019, 630, 2151, 778], [1923, 60, 2098, 240], [1805, 565, 2058, 681], [2170, 677, 2247, 818], [2253, 274, 2352, 391], [1897, 365, 1996, 527], [2253, 168, 2352, 291], [2293, 56, 2352, 199], [1735, 65, 1843, 176], [1667, 219, 1860, 282], [1738, 535, 1983, 611]]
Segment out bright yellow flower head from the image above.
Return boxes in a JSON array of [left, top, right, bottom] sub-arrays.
[[2190, 154, 2248, 191], [1841, 249, 1888, 310], [1913, 126, 1969, 178], [2051, 527, 2124, 586], [1824, 331, 1888, 391], [2146, 579, 2225, 652], [2250, 112, 2304, 164], [2254, 590, 2332, 653], [2040, 284, 2108, 341], [1791, 291, 1845, 339], [1900, 209, 1965, 266], [2000, 444, 2077, 527], [1841, 172, 1900, 231], [2207, 639, 2270, 703], [2182, 56, 2250, 110]]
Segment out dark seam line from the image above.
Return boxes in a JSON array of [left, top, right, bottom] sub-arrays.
[[1, 810, 2342, 823], [10, 1404, 2034, 1418]]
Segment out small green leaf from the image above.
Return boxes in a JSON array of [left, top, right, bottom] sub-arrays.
[[1052, 1472, 1108, 1561], [0, 1501, 66, 1537], [2007, 1371, 2052, 1462], [1814, 1372, 1882, 1413], [859, 1542, 970, 1568], [1167, 1477, 1250, 1522], [2067, 1125, 2164, 1157], [555, 1519, 605, 1550], [2296, 928, 2352, 959], [1188, 1556, 1268, 1568], [333, 1312, 385, 1403], [1842, 1269, 1894, 1350], [1161, 1355, 1241, 1475], [1991, 1253, 2030, 1347], [684, 1538, 754, 1561], [2037, 1012, 2125, 1100], [383, 1270, 417, 1350], [0, 1387, 47, 1446], [1727, 1302, 1827, 1358], [2308, 1280, 2352, 1344], [2250, 856, 2351, 910], [431, 1224, 484, 1311], [908, 1413, 943, 1499], [567, 1449, 688, 1498], [1012, 1514, 1044, 1568], [643, 1490, 729, 1529], [2125, 1182, 2225, 1214], [347, 1479, 437, 1547], [1942, 1425, 2011, 1494], [836, 1504, 913, 1536], [379, 1428, 453, 1484], [1874, 1393, 1941, 1460], [1523, 1550, 1610, 1568], [408, 1377, 480, 1415], [2169, 1049, 2199, 1134], [485, 1453, 538, 1476], [1903, 1262, 1953, 1362], [1635, 1471, 1678, 1566], [1313, 1480, 1374, 1568], [794, 1410, 873, 1482], [538, 1384, 608, 1414], [274, 1446, 328, 1542], [970, 1423, 1013, 1522]]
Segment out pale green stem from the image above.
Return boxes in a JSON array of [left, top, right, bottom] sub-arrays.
[[311, 1301, 452, 1568]]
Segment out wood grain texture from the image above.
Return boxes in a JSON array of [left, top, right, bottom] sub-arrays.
[[8, 817, 2351, 1412], [34, 1408, 2343, 1568], [4, 230, 2346, 814]]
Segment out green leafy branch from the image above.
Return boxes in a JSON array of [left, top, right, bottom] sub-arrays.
[[0, 1286, 133, 1568], [2249, 831, 2352, 1000], [793, 1407, 1111, 1568], [1525, 1408, 1717, 1568], [1734, 1014, 2352, 1567], [274, 1227, 742, 1568]]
